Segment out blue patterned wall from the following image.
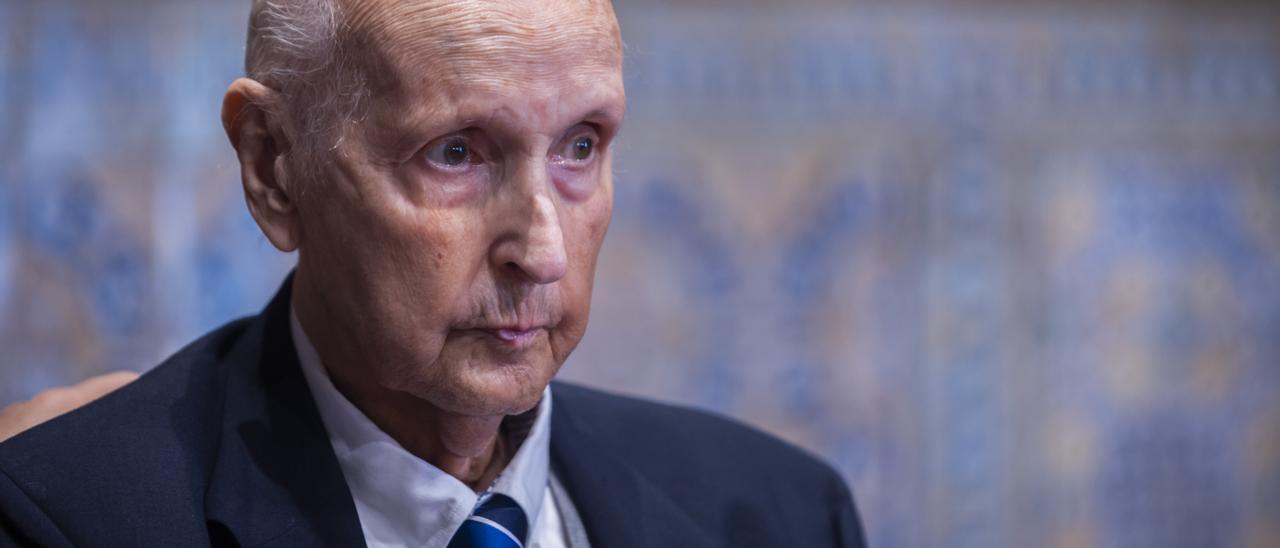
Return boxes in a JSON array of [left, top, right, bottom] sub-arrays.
[[1, 2, 1278, 547]]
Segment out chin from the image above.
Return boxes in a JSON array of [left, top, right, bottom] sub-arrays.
[[437, 371, 549, 417], [405, 343, 558, 417]]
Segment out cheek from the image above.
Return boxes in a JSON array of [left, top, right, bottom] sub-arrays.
[[380, 214, 490, 313], [574, 184, 613, 264], [561, 190, 613, 307], [358, 214, 493, 384], [326, 195, 485, 338]]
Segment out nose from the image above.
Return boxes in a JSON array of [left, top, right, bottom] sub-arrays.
[[489, 162, 569, 285]]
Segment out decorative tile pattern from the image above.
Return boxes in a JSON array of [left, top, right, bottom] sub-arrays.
[[1, 2, 1277, 547]]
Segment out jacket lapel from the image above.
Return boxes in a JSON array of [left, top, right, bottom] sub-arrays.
[[549, 384, 716, 548], [203, 276, 366, 547]]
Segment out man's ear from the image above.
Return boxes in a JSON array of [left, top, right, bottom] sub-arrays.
[[221, 78, 301, 252]]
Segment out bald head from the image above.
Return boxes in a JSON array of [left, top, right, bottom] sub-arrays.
[[345, 0, 622, 73], [244, 0, 621, 167]]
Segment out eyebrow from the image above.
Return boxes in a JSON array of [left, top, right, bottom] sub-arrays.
[[581, 106, 624, 124], [432, 101, 624, 137], [576, 106, 626, 135]]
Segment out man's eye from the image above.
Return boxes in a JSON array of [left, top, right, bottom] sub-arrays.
[[572, 136, 594, 160], [425, 138, 475, 168], [562, 135, 596, 162]]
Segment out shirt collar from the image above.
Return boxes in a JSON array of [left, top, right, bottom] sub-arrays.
[[290, 305, 552, 547]]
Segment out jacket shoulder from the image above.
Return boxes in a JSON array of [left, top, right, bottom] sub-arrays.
[[552, 381, 842, 483], [0, 316, 255, 545], [563, 384, 860, 489], [550, 381, 864, 546]]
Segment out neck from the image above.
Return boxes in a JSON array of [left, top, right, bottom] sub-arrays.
[[291, 272, 510, 491]]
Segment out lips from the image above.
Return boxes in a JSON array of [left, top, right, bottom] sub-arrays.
[[479, 327, 542, 348]]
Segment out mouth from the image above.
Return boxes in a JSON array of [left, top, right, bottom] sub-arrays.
[[477, 327, 543, 349]]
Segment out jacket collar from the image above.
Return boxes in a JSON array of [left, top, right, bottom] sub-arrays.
[[549, 384, 717, 548], [203, 274, 367, 547]]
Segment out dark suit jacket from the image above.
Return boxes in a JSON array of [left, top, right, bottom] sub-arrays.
[[0, 278, 865, 547]]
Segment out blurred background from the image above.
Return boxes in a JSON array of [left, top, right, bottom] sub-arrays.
[[2, 0, 1279, 546]]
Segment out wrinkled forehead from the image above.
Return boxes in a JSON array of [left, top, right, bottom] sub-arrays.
[[344, 0, 623, 94]]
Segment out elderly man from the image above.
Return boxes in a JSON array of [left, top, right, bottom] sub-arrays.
[[0, 0, 865, 546]]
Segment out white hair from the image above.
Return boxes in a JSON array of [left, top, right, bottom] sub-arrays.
[[244, 0, 366, 171]]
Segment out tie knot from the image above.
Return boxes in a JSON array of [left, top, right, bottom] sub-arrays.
[[447, 493, 529, 548]]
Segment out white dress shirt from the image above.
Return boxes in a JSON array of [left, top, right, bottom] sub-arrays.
[[290, 308, 569, 548]]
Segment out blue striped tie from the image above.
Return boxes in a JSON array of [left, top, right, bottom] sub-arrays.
[[447, 493, 529, 548]]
